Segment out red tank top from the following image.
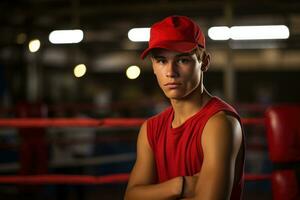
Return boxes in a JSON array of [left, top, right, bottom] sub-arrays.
[[147, 96, 244, 200]]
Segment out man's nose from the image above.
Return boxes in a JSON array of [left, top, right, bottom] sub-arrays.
[[166, 62, 178, 78]]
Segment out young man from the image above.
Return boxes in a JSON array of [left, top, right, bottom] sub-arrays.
[[125, 15, 244, 200]]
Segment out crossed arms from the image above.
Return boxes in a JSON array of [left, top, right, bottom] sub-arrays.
[[124, 111, 243, 200]]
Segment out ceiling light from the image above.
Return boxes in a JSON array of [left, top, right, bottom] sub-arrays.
[[208, 26, 230, 40], [74, 64, 87, 78], [28, 39, 41, 52], [126, 65, 141, 79], [208, 25, 289, 41], [230, 25, 289, 40], [49, 29, 84, 44], [128, 28, 150, 42]]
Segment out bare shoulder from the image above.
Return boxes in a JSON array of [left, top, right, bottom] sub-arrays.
[[137, 120, 149, 146], [210, 110, 239, 124], [205, 111, 242, 137], [202, 111, 242, 155], [139, 120, 148, 137]]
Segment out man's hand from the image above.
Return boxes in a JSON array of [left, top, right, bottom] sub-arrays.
[[182, 173, 200, 198]]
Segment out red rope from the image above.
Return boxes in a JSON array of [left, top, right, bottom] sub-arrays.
[[101, 118, 145, 127], [0, 173, 270, 185], [0, 118, 145, 127], [0, 118, 262, 127], [0, 135, 136, 149], [241, 118, 265, 125], [0, 174, 129, 185], [0, 118, 101, 127], [244, 174, 271, 181]]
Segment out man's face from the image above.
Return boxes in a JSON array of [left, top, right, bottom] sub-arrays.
[[150, 48, 203, 100]]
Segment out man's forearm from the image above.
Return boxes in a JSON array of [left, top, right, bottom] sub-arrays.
[[124, 176, 183, 200]]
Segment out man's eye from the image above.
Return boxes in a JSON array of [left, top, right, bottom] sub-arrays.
[[177, 58, 191, 64], [156, 59, 166, 64]]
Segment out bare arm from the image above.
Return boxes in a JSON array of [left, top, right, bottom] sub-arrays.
[[183, 112, 243, 200], [124, 121, 183, 200]]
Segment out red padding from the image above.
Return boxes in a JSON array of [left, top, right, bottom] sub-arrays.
[[265, 105, 300, 162], [272, 170, 300, 200]]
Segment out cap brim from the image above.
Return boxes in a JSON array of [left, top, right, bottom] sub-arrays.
[[140, 41, 198, 59]]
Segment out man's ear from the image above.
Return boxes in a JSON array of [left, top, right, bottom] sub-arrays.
[[201, 51, 210, 72]]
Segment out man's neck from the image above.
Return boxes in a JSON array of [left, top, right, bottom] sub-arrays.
[[170, 87, 211, 128]]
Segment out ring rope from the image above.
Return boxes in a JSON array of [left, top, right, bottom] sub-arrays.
[[244, 174, 271, 181], [0, 174, 129, 185], [0, 117, 268, 184], [0, 117, 264, 127], [0, 153, 136, 173], [0, 173, 270, 185]]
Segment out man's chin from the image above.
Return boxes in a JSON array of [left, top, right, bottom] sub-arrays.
[[166, 94, 185, 100], [163, 90, 190, 100]]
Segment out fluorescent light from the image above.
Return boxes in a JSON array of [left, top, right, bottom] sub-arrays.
[[129, 25, 289, 42], [128, 28, 150, 42], [208, 26, 230, 40], [49, 29, 84, 44], [230, 25, 289, 40], [208, 25, 289, 41]]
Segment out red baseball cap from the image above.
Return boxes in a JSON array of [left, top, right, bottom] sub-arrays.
[[141, 15, 205, 59]]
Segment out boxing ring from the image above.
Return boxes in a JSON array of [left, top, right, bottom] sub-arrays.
[[0, 105, 299, 199]]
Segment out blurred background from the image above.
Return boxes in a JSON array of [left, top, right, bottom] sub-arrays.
[[0, 0, 300, 199]]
